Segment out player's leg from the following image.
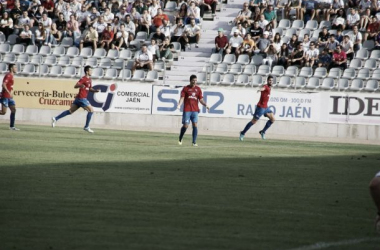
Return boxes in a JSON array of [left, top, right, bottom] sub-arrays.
[[52, 103, 79, 127], [83, 103, 95, 133], [259, 110, 275, 139], [370, 173, 380, 232], [179, 112, 190, 145], [8, 103, 19, 130], [190, 112, 199, 146], [239, 107, 261, 141], [0, 98, 8, 115]]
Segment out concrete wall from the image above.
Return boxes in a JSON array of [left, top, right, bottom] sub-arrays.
[[1, 108, 379, 143]]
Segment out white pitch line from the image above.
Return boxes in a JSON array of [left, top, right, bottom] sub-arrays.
[[285, 237, 380, 250]]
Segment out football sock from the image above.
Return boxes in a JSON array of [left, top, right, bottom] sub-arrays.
[[262, 120, 273, 133], [85, 112, 93, 128], [10, 112, 15, 127], [192, 127, 198, 144], [55, 110, 71, 121], [179, 126, 187, 142], [241, 121, 253, 135]]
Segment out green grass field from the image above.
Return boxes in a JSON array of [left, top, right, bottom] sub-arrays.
[[1, 125, 380, 250]]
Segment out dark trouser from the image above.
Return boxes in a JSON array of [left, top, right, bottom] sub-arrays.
[[328, 62, 347, 71], [199, 2, 217, 17], [16, 37, 32, 45]]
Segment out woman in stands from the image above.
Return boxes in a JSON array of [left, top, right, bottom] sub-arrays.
[[278, 43, 289, 67], [263, 43, 278, 69], [35, 23, 46, 48], [326, 0, 344, 21], [272, 33, 281, 52], [50, 23, 62, 44], [288, 34, 298, 53], [330, 9, 346, 30], [176, 3, 188, 22], [302, 34, 311, 51], [0, 12, 13, 39]]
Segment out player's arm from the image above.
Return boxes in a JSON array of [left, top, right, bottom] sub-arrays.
[[257, 86, 265, 93], [74, 81, 85, 88], [177, 96, 184, 110], [89, 87, 100, 93], [199, 98, 210, 112], [2, 80, 12, 97]]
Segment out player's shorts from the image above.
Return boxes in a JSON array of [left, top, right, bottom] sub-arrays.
[[253, 106, 273, 120], [0, 97, 16, 107], [73, 98, 90, 108], [375, 171, 380, 178], [182, 111, 199, 125]]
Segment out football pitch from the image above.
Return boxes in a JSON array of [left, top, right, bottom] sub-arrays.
[[1, 125, 380, 250]]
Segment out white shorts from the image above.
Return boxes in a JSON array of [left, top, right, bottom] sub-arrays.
[[376, 171, 380, 178]]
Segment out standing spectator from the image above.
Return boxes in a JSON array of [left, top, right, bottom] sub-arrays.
[[340, 35, 354, 60], [99, 24, 114, 51], [346, 8, 360, 30], [364, 16, 380, 41], [151, 8, 169, 33], [304, 42, 319, 67], [80, 25, 98, 50], [350, 25, 363, 52], [199, 0, 218, 18], [112, 23, 129, 50], [328, 45, 347, 70], [43, 0, 55, 18], [170, 17, 185, 43], [326, 35, 340, 54], [131, 44, 153, 76], [179, 18, 201, 49], [263, 5, 277, 28], [234, 3, 252, 25], [186, 1, 201, 24], [278, 43, 289, 66], [0, 12, 13, 39], [16, 24, 32, 45], [238, 33, 256, 57], [214, 28, 228, 55], [317, 48, 332, 68]]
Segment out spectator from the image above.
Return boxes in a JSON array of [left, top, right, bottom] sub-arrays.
[[10, 1, 22, 21], [250, 6, 261, 22], [55, 0, 66, 17], [0, 12, 13, 39], [41, 13, 52, 31], [340, 35, 354, 60], [359, 0, 372, 16], [176, 3, 188, 22], [156, 37, 174, 61], [87, 6, 100, 27], [305, 42, 319, 67], [18, 10, 33, 28], [43, 0, 54, 18], [263, 5, 277, 28], [350, 25, 363, 52], [152, 27, 166, 44], [19, 0, 30, 12], [116, 5, 128, 20], [359, 8, 371, 31], [186, 1, 201, 24], [331, 9, 346, 30], [33, 5, 46, 24], [170, 17, 185, 44], [364, 16, 379, 41], [318, 27, 329, 49], [16, 24, 33, 45], [288, 34, 299, 53], [200, 0, 218, 18], [258, 14, 269, 31], [98, 1, 108, 15], [263, 43, 277, 68], [346, 8, 360, 30], [226, 30, 243, 55], [131, 44, 153, 75], [179, 18, 201, 49], [111, 16, 121, 33], [276, 0, 291, 19], [214, 28, 228, 55], [375, 31, 380, 49], [66, 14, 81, 43], [76, 6, 89, 31], [315, 0, 330, 22], [160, 18, 171, 38], [256, 31, 271, 55], [130, 8, 141, 30], [152, 8, 169, 33], [148, 38, 159, 60], [124, 15, 136, 42], [231, 22, 246, 38], [80, 25, 98, 50], [302, 34, 311, 51], [290, 0, 302, 20], [234, 3, 252, 25], [140, 9, 152, 33], [301, 0, 317, 21], [62, 3, 74, 21], [112, 23, 129, 50], [328, 45, 347, 70], [50, 23, 62, 44], [326, 35, 340, 54], [148, 0, 160, 18], [278, 43, 289, 67], [348, 0, 359, 8], [99, 24, 114, 51], [336, 29, 343, 43], [55, 12, 67, 34], [317, 48, 332, 68], [134, 0, 148, 14], [238, 33, 256, 57], [35, 22, 46, 48], [111, 0, 120, 15], [249, 21, 263, 41], [288, 43, 305, 67], [103, 8, 114, 24], [272, 33, 281, 51], [326, 0, 345, 21], [93, 15, 107, 35]]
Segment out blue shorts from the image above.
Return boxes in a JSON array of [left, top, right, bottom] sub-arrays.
[[0, 97, 16, 107], [73, 98, 90, 108], [182, 111, 199, 125], [253, 106, 273, 120]]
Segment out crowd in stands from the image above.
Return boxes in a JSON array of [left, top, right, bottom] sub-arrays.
[[215, 0, 380, 72]]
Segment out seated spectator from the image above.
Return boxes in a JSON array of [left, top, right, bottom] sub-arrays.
[[87, 6, 100, 27], [152, 27, 166, 44], [318, 27, 329, 49], [98, 1, 108, 15], [249, 21, 263, 41], [112, 23, 129, 50], [278, 43, 289, 67], [276, 0, 291, 19], [111, 1, 120, 15], [99, 24, 114, 51], [290, 0, 302, 20], [0, 12, 13, 39], [302, 34, 311, 51], [346, 8, 360, 30], [331, 9, 346, 30], [19, 0, 30, 12], [315, 0, 330, 22], [231, 22, 246, 38], [328, 45, 347, 70], [148, 38, 159, 61], [359, 0, 372, 16], [33, 6, 46, 24], [348, 0, 359, 8], [304, 42, 319, 67], [375, 32, 380, 49], [200, 0, 218, 18], [66, 14, 81, 43], [186, 1, 201, 24], [124, 14, 136, 42], [226, 30, 244, 55], [41, 13, 52, 31], [234, 3, 252, 25], [116, 6, 128, 20], [263, 5, 277, 28], [258, 14, 269, 31], [326, 0, 344, 21], [317, 48, 332, 68], [10, 1, 22, 21], [43, 0, 55, 18], [288, 34, 299, 53], [350, 25, 363, 52], [134, 0, 148, 14], [326, 35, 340, 54], [132, 44, 153, 75], [364, 16, 380, 41], [130, 7, 141, 31], [336, 29, 344, 43], [140, 9, 152, 33], [256, 31, 271, 55], [148, 0, 161, 18], [238, 33, 256, 57], [176, 3, 188, 23], [18, 10, 33, 28], [55, 13, 67, 34], [50, 23, 62, 44], [55, 0, 66, 17], [250, 6, 261, 22], [288, 43, 305, 67], [93, 16, 107, 34], [263, 43, 278, 68], [179, 18, 201, 49], [160, 19, 171, 39], [359, 8, 371, 31], [80, 25, 98, 50], [103, 8, 114, 24], [272, 33, 281, 51], [152, 8, 169, 33], [16, 24, 33, 45], [340, 35, 354, 60], [156, 37, 174, 61], [214, 28, 228, 55], [170, 17, 185, 43], [35, 23, 46, 48]]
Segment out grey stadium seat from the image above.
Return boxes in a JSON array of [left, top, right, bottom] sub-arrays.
[[93, 48, 107, 59], [209, 72, 222, 85], [62, 66, 77, 78], [98, 58, 112, 69], [131, 70, 145, 81], [341, 68, 356, 80], [57, 55, 71, 66], [103, 68, 118, 80], [298, 67, 313, 78], [48, 65, 63, 77], [242, 64, 256, 75], [52, 46, 66, 57], [39, 45, 51, 56], [327, 68, 341, 79], [80, 47, 93, 58], [223, 54, 236, 65], [214, 63, 228, 74], [336, 78, 349, 91], [119, 49, 133, 60], [236, 74, 249, 86], [257, 65, 271, 76], [91, 67, 104, 79], [364, 80, 379, 92], [0, 62, 7, 73], [313, 67, 327, 78], [284, 66, 299, 77], [251, 75, 264, 87], [106, 49, 119, 59], [11, 44, 25, 55], [25, 45, 38, 55], [21, 64, 36, 76], [210, 53, 223, 64], [350, 79, 364, 91], [144, 70, 158, 82], [236, 54, 250, 65], [271, 65, 285, 77], [3, 53, 16, 64], [278, 76, 292, 88], [294, 76, 306, 89], [229, 64, 242, 75], [305, 77, 320, 89], [66, 46, 79, 57], [196, 72, 207, 85], [221, 73, 235, 86], [320, 78, 335, 90], [357, 68, 370, 80], [117, 69, 132, 80], [16, 54, 30, 64]]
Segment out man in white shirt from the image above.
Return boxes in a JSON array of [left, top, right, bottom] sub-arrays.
[[18, 10, 33, 27], [170, 18, 185, 44], [346, 8, 360, 30], [132, 44, 153, 75], [86, 6, 100, 27], [124, 15, 136, 42], [103, 8, 114, 24], [340, 35, 354, 60], [305, 42, 319, 67], [180, 18, 201, 49], [258, 14, 269, 30], [41, 13, 52, 31], [93, 16, 107, 34], [350, 25, 363, 52], [76, 5, 89, 29], [226, 30, 244, 55], [160, 19, 171, 39], [112, 23, 128, 50], [148, 0, 160, 18]]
